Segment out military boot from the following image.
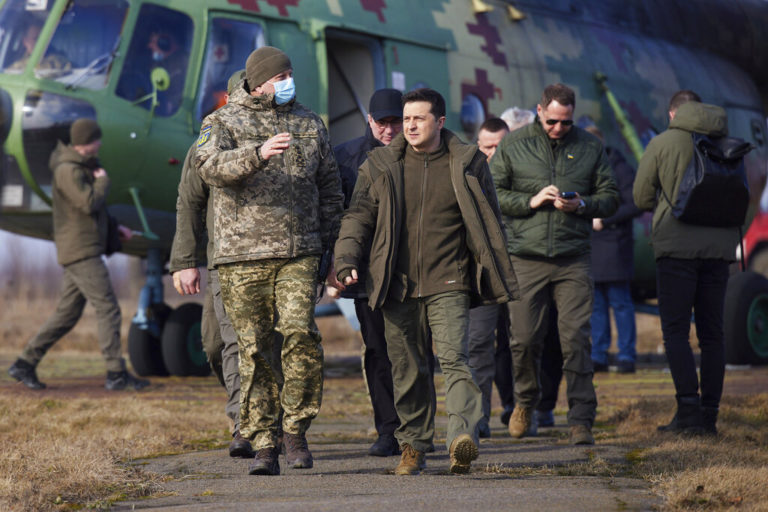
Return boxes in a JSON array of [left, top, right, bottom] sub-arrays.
[[284, 432, 313, 469], [449, 434, 479, 474], [394, 443, 426, 475], [105, 370, 150, 391], [369, 433, 400, 457], [8, 359, 46, 390], [229, 431, 255, 458], [508, 406, 533, 438], [569, 424, 595, 445], [701, 406, 719, 436], [248, 446, 280, 475]]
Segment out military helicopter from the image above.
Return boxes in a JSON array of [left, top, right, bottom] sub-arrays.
[[1, 0, 767, 375]]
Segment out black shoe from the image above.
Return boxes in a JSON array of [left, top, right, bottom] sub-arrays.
[[369, 433, 400, 457], [592, 361, 609, 373], [701, 406, 719, 436], [248, 447, 280, 475], [500, 405, 514, 426], [8, 359, 46, 390], [657, 412, 679, 432], [105, 370, 150, 391], [617, 361, 636, 374], [658, 396, 706, 435], [230, 431, 255, 458], [284, 432, 313, 469], [477, 421, 491, 438], [535, 409, 555, 427]]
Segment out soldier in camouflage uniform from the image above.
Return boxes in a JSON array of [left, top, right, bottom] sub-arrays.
[[195, 46, 344, 476], [170, 70, 261, 459]]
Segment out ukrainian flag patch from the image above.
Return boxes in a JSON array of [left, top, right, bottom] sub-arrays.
[[567, 153, 574, 159], [197, 125, 212, 147]]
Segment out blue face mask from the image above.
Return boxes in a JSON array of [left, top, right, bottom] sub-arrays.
[[273, 77, 295, 105]]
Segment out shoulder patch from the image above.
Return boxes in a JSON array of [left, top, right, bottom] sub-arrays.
[[197, 125, 212, 147]]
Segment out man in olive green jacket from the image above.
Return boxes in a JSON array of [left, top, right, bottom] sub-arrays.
[[335, 89, 518, 476], [491, 84, 618, 445], [7, 119, 148, 392], [633, 90, 740, 435]]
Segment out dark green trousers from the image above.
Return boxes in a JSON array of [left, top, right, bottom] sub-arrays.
[[382, 290, 481, 452], [21, 256, 125, 372], [507, 254, 597, 427], [219, 256, 321, 449]]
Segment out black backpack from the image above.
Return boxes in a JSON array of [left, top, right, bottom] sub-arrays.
[[662, 133, 753, 227]]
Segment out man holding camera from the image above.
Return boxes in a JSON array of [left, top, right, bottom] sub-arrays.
[[490, 84, 618, 445]]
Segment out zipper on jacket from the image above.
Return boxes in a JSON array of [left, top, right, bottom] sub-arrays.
[[279, 109, 295, 257], [546, 140, 557, 258], [417, 153, 428, 297]]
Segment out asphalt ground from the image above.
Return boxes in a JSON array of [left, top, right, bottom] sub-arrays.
[[115, 412, 661, 511]]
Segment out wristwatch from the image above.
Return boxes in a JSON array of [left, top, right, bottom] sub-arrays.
[[576, 199, 586, 215]]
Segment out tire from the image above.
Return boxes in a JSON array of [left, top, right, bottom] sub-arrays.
[[161, 303, 211, 377], [128, 323, 169, 377], [724, 270, 768, 365]]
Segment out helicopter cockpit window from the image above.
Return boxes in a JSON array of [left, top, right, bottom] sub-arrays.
[[35, 0, 129, 88], [196, 17, 264, 121], [116, 4, 193, 117], [0, 0, 52, 74]]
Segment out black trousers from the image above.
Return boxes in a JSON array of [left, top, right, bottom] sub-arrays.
[[656, 257, 729, 409], [355, 298, 400, 436], [493, 309, 515, 410]]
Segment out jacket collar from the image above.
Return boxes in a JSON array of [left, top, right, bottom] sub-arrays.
[[230, 84, 296, 112]]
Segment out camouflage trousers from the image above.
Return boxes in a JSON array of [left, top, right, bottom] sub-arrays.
[[21, 256, 125, 372], [218, 256, 323, 449]]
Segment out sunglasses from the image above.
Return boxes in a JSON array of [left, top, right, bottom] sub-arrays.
[[545, 119, 574, 126]]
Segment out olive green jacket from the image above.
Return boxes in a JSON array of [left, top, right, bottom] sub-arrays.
[[334, 129, 518, 310], [633, 101, 741, 261], [50, 142, 111, 266], [169, 144, 213, 273], [490, 119, 619, 258]]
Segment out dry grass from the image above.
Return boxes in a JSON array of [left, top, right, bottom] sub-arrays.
[[600, 394, 768, 510]]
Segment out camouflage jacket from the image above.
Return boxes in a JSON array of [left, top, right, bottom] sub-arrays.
[[169, 144, 213, 273], [195, 86, 344, 265], [50, 141, 111, 266]]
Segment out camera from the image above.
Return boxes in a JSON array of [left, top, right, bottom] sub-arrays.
[[559, 191, 577, 199]]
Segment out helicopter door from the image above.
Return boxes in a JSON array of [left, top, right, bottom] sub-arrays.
[[325, 30, 385, 144]]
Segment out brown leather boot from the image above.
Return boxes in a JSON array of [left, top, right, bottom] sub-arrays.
[[284, 432, 313, 469], [394, 443, 426, 475], [449, 434, 478, 474], [248, 446, 280, 475], [508, 406, 533, 438], [229, 431, 255, 458]]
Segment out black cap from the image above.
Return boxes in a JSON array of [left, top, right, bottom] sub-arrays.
[[369, 88, 403, 121]]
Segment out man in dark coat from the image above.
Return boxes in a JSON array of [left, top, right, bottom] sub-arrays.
[[333, 88, 424, 457], [7, 119, 148, 391], [335, 88, 518, 475], [586, 126, 642, 374]]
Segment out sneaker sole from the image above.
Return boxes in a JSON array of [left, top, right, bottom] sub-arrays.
[[450, 435, 478, 474]]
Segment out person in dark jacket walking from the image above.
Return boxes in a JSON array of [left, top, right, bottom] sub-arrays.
[[335, 89, 518, 475], [633, 90, 742, 435], [7, 119, 148, 391], [333, 88, 422, 457], [585, 126, 642, 374], [491, 84, 619, 445]]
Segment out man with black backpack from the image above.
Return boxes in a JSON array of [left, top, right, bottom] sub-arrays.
[[633, 90, 746, 436]]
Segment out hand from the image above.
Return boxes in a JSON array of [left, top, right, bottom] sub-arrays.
[[117, 225, 133, 241], [554, 192, 581, 212], [343, 269, 359, 286], [592, 218, 604, 231], [325, 262, 346, 292], [173, 268, 201, 295], [530, 185, 560, 209], [259, 133, 291, 160], [93, 168, 107, 178]]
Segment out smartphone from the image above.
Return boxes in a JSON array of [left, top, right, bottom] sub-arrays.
[[559, 191, 577, 199]]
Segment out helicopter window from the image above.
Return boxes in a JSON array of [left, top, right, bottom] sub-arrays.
[[0, 0, 52, 74], [115, 4, 193, 117], [196, 17, 265, 121], [35, 0, 129, 88]]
